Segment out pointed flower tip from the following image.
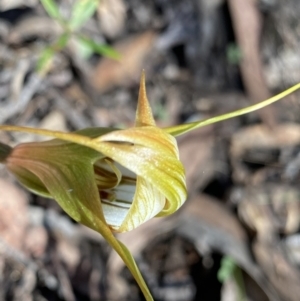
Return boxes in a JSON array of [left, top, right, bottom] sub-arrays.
[[135, 71, 156, 127]]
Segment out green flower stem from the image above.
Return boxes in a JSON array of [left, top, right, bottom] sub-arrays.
[[109, 239, 153, 300], [95, 220, 153, 300], [165, 83, 300, 137]]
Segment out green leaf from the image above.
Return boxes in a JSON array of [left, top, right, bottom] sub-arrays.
[[72, 37, 94, 59], [218, 256, 246, 301], [69, 0, 99, 30], [218, 256, 236, 282], [78, 36, 121, 59], [36, 47, 55, 73], [227, 43, 242, 65], [40, 0, 61, 19], [37, 34, 70, 73], [55, 33, 70, 49]]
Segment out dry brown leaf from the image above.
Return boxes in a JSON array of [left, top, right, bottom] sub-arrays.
[[8, 16, 62, 45], [24, 226, 48, 258], [236, 185, 300, 239], [39, 111, 68, 133], [64, 83, 90, 105], [178, 193, 280, 301], [91, 31, 157, 93], [254, 240, 300, 301], [231, 123, 300, 183], [97, 0, 126, 38], [232, 124, 300, 155], [180, 193, 247, 243]]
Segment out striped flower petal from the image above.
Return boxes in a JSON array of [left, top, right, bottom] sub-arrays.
[[90, 72, 187, 231]]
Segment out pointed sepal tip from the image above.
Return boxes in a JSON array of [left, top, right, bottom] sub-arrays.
[[135, 71, 156, 127]]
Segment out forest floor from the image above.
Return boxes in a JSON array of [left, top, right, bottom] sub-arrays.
[[1, 0, 300, 300]]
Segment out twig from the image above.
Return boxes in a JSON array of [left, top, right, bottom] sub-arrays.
[[0, 74, 44, 124], [228, 0, 277, 127]]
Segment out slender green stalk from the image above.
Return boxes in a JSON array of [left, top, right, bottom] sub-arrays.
[[165, 83, 300, 136], [106, 235, 153, 301]]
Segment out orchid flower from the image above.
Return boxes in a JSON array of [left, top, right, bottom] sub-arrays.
[[0, 73, 299, 301]]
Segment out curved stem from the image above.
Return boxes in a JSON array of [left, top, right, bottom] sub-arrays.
[[96, 221, 153, 300], [165, 83, 300, 136]]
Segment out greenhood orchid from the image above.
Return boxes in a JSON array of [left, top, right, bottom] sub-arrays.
[[0, 73, 300, 301], [2, 74, 186, 233]]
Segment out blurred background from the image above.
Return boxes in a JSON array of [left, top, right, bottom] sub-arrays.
[[1, 0, 300, 300]]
